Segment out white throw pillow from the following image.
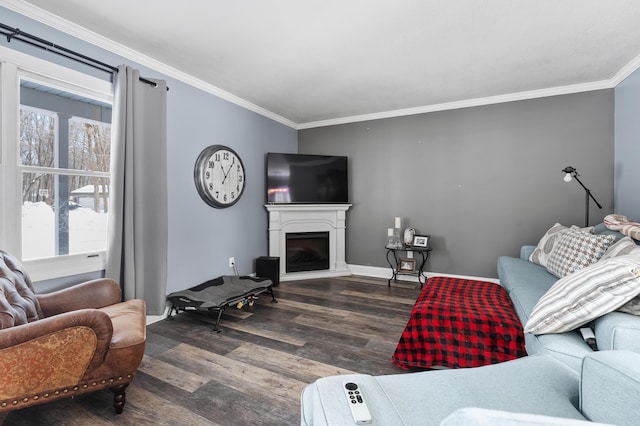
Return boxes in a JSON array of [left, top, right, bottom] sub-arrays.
[[545, 229, 615, 278], [601, 236, 640, 261], [529, 223, 592, 268], [525, 255, 640, 334]]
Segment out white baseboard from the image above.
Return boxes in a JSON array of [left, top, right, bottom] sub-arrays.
[[346, 264, 499, 284]]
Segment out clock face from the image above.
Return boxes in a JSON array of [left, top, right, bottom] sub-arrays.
[[194, 145, 246, 208]]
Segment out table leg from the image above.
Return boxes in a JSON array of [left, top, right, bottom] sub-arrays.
[[417, 251, 429, 288], [386, 248, 398, 286]]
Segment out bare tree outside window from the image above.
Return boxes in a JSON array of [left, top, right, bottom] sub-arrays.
[[19, 83, 112, 260]]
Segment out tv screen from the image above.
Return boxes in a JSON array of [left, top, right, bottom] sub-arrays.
[[266, 153, 348, 204]]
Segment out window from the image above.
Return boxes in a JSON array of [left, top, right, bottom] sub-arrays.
[[1, 47, 113, 281]]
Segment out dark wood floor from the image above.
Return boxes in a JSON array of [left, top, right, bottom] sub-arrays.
[[1, 276, 420, 425]]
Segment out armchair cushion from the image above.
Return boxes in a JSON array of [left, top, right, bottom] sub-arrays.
[[0, 251, 42, 328]]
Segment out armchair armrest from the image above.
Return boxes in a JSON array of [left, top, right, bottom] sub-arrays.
[[0, 309, 113, 371], [37, 279, 121, 317]]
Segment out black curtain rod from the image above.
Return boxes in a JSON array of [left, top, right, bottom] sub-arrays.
[[0, 22, 167, 90]]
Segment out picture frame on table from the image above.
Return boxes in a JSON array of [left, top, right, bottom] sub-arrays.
[[412, 235, 430, 248], [398, 258, 416, 273]]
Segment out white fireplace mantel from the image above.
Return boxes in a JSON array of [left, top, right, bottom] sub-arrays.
[[265, 204, 352, 281]]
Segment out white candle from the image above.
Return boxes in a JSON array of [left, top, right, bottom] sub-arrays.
[[388, 228, 394, 236], [395, 217, 401, 228]]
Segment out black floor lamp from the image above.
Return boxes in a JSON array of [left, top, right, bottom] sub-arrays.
[[562, 166, 603, 227]]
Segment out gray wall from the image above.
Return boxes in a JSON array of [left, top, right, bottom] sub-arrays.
[[1, 8, 298, 293], [615, 67, 640, 221], [299, 90, 615, 278]]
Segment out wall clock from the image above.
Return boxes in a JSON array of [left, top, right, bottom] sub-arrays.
[[194, 145, 246, 208]]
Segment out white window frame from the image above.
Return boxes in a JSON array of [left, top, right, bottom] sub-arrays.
[[0, 46, 113, 282]]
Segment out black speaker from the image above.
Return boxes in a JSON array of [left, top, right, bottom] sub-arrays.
[[256, 256, 280, 287]]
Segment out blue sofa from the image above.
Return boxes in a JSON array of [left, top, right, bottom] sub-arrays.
[[301, 223, 640, 425], [301, 350, 640, 425], [497, 223, 640, 372]]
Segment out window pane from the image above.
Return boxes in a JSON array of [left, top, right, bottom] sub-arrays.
[[69, 118, 111, 172], [20, 80, 112, 172], [19, 107, 55, 168], [18, 78, 112, 263], [22, 172, 109, 260]]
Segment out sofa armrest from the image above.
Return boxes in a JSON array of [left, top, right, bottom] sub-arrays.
[[580, 350, 640, 425], [520, 245, 536, 261], [37, 279, 121, 317], [593, 311, 640, 352]]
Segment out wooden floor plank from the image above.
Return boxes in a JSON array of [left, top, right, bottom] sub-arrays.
[[228, 341, 356, 383], [2, 276, 411, 426], [137, 354, 208, 393]]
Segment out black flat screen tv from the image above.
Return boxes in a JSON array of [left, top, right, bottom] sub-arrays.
[[266, 153, 348, 204]]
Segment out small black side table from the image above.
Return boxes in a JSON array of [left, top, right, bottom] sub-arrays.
[[385, 246, 432, 288]]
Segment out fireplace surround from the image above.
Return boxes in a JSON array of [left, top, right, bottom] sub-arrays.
[[265, 204, 351, 281]]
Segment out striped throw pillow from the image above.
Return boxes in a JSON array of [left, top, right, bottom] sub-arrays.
[[524, 255, 640, 334]]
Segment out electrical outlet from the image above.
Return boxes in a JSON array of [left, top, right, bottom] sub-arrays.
[[229, 257, 235, 268]]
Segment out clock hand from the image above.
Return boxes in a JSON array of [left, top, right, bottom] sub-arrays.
[[222, 157, 236, 184], [221, 164, 231, 184]]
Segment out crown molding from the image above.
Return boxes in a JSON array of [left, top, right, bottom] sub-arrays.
[[296, 79, 615, 129], [4, 0, 640, 132], [0, 0, 298, 129], [610, 52, 640, 86]]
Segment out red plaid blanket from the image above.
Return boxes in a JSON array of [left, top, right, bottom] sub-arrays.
[[392, 276, 526, 370]]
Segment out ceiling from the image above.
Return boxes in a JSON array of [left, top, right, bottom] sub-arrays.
[[5, 0, 640, 128]]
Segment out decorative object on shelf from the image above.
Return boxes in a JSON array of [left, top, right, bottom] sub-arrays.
[[404, 227, 415, 247], [386, 218, 404, 249], [387, 228, 396, 248], [412, 235, 430, 248], [562, 166, 602, 227], [399, 258, 417, 273], [194, 144, 246, 208]]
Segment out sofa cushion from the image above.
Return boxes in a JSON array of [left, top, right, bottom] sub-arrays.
[[545, 229, 615, 278], [525, 255, 640, 334], [497, 256, 556, 323]]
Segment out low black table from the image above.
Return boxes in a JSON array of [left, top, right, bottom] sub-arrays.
[[385, 246, 432, 288]]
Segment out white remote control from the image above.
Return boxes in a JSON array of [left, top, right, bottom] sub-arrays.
[[343, 382, 372, 425], [580, 327, 597, 350]]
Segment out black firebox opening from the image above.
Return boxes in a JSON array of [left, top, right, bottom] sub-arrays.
[[286, 232, 330, 273]]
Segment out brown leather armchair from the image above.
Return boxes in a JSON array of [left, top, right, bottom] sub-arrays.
[[0, 250, 146, 414]]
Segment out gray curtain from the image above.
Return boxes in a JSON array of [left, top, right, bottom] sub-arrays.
[[106, 65, 168, 315]]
